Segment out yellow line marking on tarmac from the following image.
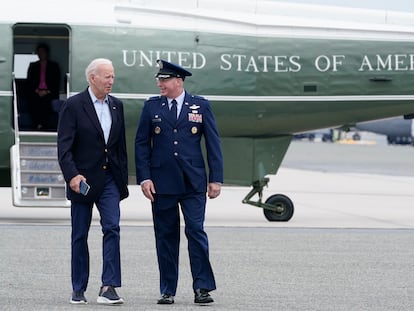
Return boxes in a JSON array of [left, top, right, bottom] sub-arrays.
[[337, 139, 377, 145]]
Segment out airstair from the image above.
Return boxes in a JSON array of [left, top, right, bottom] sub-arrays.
[[11, 76, 69, 207]]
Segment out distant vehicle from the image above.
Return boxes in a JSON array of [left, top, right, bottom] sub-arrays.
[[294, 128, 334, 142], [355, 116, 414, 145]]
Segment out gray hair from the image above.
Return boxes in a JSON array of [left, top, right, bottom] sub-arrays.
[[85, 58, 113, 84]]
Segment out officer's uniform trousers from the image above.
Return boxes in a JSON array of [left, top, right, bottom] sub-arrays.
[[152, 191, 216, 296]]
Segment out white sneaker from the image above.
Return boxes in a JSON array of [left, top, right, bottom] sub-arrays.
[[97, 286, 124, 305]]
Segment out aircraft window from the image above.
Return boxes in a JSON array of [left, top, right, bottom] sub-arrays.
[[13, 54, 39, 79]]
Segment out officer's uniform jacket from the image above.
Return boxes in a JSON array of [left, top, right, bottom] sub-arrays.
[[135, 91, 223, 194]]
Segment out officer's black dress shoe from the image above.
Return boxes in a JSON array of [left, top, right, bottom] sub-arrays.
[[194, 289, 214, 304], [157, 294, 174, 304]]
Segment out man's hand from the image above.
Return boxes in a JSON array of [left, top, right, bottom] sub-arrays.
[[36, 89, 49, 97], [141, 180, 156, 202], [208, 182, 221, 199], [69, 174, 86, 193]]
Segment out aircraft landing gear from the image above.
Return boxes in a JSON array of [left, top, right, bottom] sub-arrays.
[[242, 178, 294, 222], [263, 194, 294, 221]]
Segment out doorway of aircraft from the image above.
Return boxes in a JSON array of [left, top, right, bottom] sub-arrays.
[[10, 24, 71, 207], [12, 23, 69, 131]]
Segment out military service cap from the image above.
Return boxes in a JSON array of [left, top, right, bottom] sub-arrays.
[[155, 59, 192, 80]]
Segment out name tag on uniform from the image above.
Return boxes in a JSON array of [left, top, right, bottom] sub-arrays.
[[188, 113, 202, 123]]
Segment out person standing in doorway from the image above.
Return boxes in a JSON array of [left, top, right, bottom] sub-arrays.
[[135, 59, 223, 305], [58, 58, 128, 305], [26, 43, 60, 130]]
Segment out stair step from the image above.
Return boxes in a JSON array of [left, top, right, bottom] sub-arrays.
[[11, 141, 70, 207]]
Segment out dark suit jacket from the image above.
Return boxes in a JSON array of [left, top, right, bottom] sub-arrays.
[[27, 60, 60, 99], [58, 88, 129, 202], [135, 92, 223, 194]]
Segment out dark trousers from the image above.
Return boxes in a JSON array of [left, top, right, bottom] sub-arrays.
[[29, 93, 54, 129], [152, 192, 216, 296], [71, 173, 121, 292]]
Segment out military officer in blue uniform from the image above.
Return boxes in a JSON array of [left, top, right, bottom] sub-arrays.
[[135, 59, 223, 305]]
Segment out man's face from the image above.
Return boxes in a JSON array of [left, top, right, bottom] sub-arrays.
[[37, 47, 48, 61], [91, 64, 114, 99], [156, 77, 182, 98]]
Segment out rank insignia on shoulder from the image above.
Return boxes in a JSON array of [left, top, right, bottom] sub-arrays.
[[148, 95, 161, 102], [154, 126, 161, 134]]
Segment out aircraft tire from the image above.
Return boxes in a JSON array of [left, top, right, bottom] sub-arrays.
[[263, 194, 294, 222]]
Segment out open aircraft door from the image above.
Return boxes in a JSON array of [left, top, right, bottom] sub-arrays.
[[11, 23, 70, 207], [0, 23, 14, 187]]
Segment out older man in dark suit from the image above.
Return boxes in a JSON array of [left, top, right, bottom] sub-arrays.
[[135, 59, 223, 305], [58, 58, 128, 305]]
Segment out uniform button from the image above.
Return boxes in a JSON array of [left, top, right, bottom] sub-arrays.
[[173, 129, 178, 133], [174, 141, 178, 145], [174, 152, 178, 156], [103, 165, 107, 170]]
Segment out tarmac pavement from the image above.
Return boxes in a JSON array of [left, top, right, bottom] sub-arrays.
[[2, 225, 413, 310], [1, 140, 414, 310]]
